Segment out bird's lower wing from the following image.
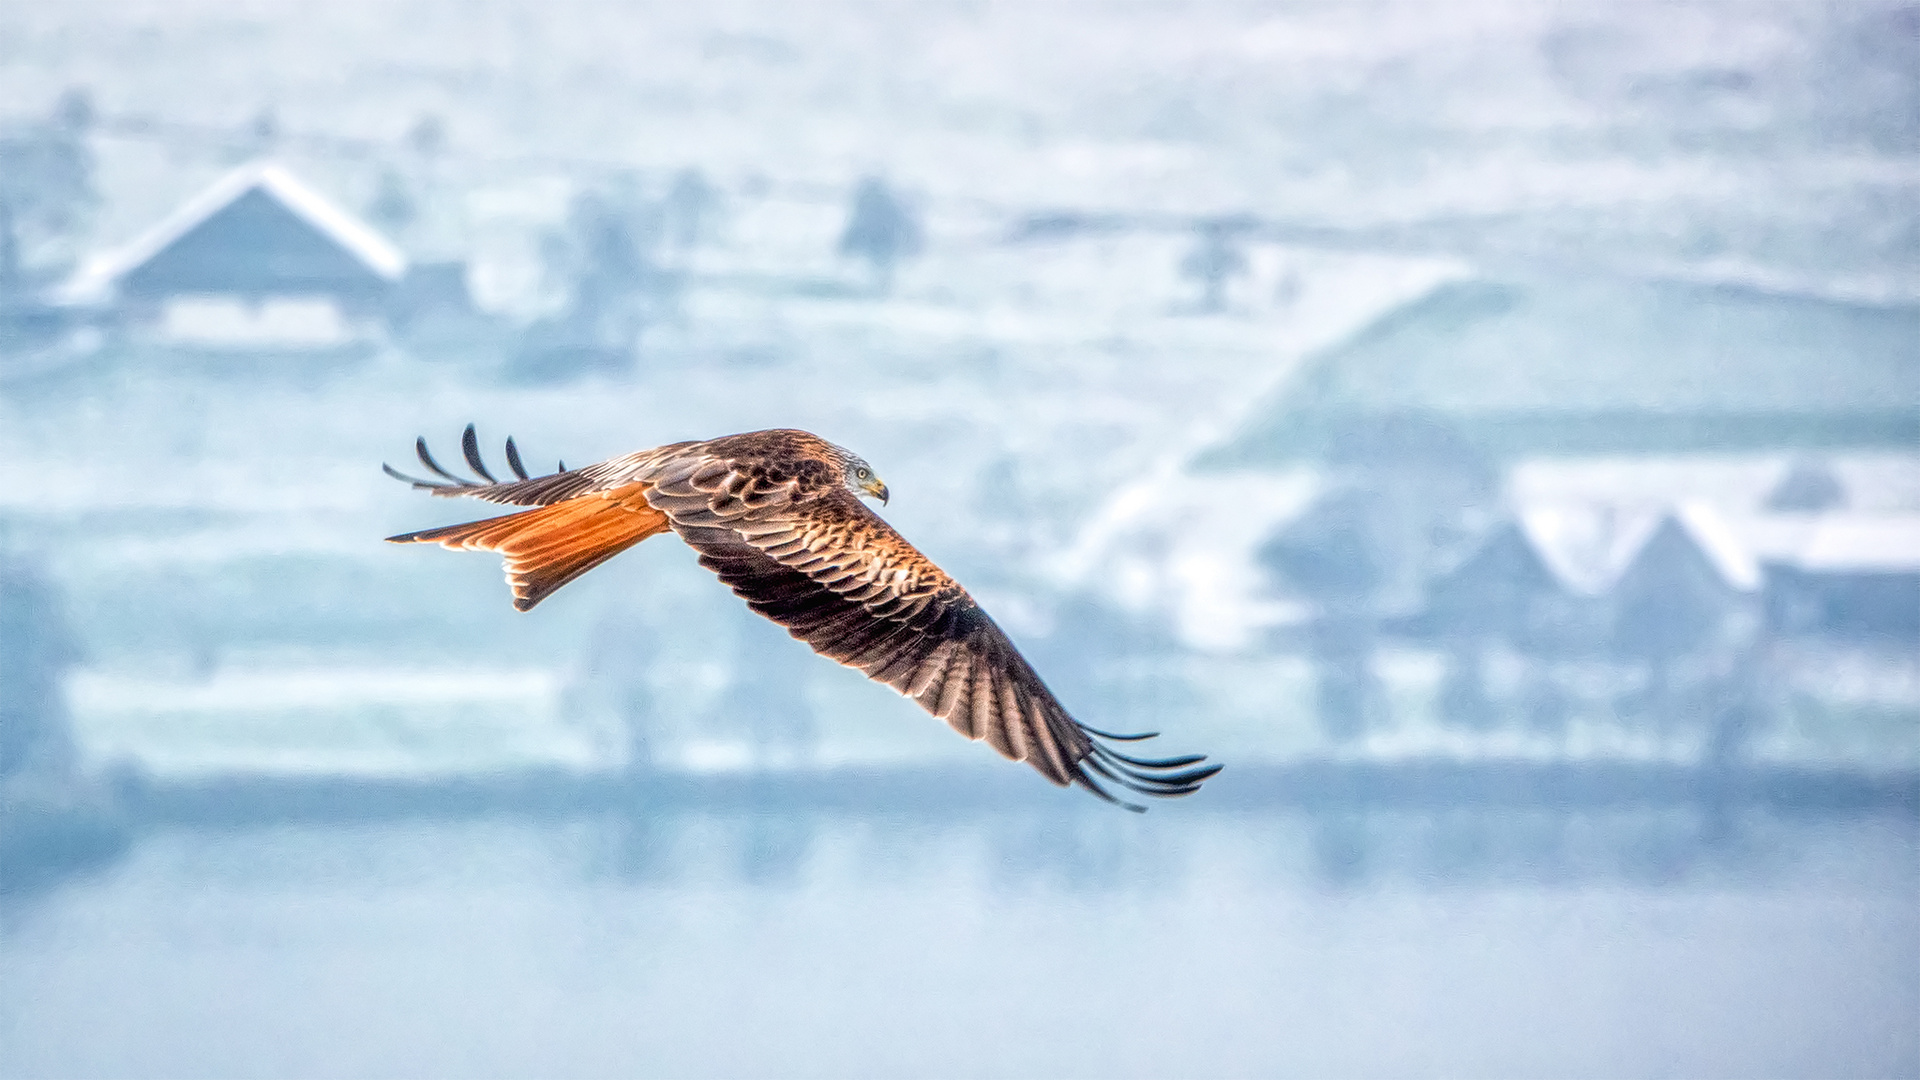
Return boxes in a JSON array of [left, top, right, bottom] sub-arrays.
[[679, 523, 1220, 809]]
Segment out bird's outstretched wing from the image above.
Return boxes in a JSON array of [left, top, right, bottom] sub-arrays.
[[638, 452, 1221, 810]]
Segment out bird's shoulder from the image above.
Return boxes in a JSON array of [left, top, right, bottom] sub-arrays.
[[593, 430, 841, 502]]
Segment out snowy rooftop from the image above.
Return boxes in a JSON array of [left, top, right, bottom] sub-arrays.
[[1779, 516, 1920, 574], [60, 160, 408, 303]]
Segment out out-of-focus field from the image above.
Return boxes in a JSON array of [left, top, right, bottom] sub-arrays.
[[2, 1, 1916, 778]]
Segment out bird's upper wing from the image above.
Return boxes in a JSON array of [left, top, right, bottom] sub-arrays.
[[638, 450, 1220, 809]]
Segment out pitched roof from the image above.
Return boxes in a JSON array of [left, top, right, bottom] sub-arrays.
[[1507, 454, 1920, 516], [62, 161, 406, 301], [1670, 503, 1762, 592], [1513, 502, 1760, 596], [1767, 458, 1848, 512], [1516, 505, 1664, 597], [1783, 516, 1920, 574]]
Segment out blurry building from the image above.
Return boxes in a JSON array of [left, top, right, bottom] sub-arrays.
[[1421, 503, 1760, 654], [1412, 504, 1765, 739], [837, 176, 922, 294], [1421, 516, 1570, 655], [385, 258, 506, 363], [1257, 490, 1388, 740], [1179, 221, 1251, 312], [1763, 516, 1920, 646], [1766, 458, 1848, 513], [386, 259, 472, 324], [1204, 276, 1920, 465], [1157, 268, 1919, 665], [62, 160, 407, 350], [0, 554, 130, 890]]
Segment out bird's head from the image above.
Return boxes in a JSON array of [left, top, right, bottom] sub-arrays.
[[842, 454, 889, 505]]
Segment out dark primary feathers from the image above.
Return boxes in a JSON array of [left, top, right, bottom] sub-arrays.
[[385, 425, 1221, 810]]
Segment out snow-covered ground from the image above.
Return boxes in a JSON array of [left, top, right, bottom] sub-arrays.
[[2, 1, 1914, 778]]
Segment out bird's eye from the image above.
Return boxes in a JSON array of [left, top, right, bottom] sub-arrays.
[[855, 467, 870, 479]]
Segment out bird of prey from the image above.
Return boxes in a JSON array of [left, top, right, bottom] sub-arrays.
[[384, 425, 1220, 809]]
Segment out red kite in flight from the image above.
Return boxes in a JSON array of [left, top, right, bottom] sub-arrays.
[[385, 426, 1219, 809]]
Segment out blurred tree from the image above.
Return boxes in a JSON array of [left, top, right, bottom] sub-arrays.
[[237, 107, 280, 160], [1273, 264, 1304, 307], [1308, 617, 1380, 743], [1521, 668, 1572, 741], [0, 200, 19, 295], [1260, 489, 1386, 743], [0, 559, 82, 780], [718, 604, 816, 770], [51, 86, 96, 136], [366, 168, 417, 235], [837, 176, 922, 294], [405, 113, 448, 159], [517, 182, 680, 380], [1180, 221, 1250, 312], [1436, 649, 1497, 732], [1326, 416, 1499, 592], [581, 607, 663, 773], [1701, 631, 1779, 772], [1424, 519, 1566, 735], [0, 90, 100, 288], [662, 167, 721, 254], [1610, 521, 1736, 744], [1766, 458, 1846, 512]]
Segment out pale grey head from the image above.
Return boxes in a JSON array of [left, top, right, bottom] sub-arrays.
[[836, 447, 888, 505]]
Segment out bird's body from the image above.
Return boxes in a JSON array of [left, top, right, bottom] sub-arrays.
[[385, 426, 1219, 809]]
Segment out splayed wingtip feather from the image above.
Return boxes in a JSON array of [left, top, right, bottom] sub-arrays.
[[461, 424, 499, 484]]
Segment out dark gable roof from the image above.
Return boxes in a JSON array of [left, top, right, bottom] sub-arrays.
[[67, 161, 406, 302], [1205, 276, 1920, 464]]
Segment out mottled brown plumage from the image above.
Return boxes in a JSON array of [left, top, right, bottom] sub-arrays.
[[385, 426, 1220, 809]]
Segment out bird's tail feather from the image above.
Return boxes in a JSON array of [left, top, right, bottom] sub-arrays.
[[386, 483, 669, 611]]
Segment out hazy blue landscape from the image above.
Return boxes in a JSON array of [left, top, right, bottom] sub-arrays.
[[2, 2, 1916, 1077]]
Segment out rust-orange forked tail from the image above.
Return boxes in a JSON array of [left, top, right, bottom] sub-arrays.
[[386, 483, 670, 611]]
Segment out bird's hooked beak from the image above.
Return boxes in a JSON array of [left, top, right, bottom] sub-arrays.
[[861, 476, 890, 505]]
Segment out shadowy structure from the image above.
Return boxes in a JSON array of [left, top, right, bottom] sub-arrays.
[[514, 180, 680, 380], [1412, 502, 1783, 753], [66, 161, 405, 359], [1766, 458, 1847, 513], [1261, 490, 1385, 742], [577, 607, 665, 775], [1263, 417, 1498, 742], [1179, 219, 1251, 312], [0, 555, 130, 899], [0, 560, 81, 779], [836, 176, 922, 294], [365, 167, 418, 237], [662, 167, 722, 257], [0, 87, 98, 294], [716, 603, 818, 771]]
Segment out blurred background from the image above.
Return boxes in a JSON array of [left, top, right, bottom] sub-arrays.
[[1, 2, 1916, 1077]]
